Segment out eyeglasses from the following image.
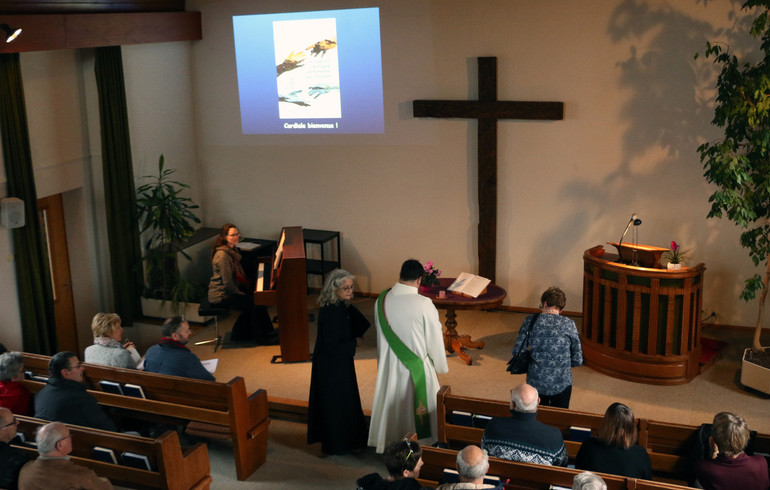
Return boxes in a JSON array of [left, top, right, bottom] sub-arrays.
[[339, 285, 354, 292], [0, 417, 17, 428]]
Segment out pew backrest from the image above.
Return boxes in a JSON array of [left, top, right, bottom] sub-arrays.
[[435, 384, 770, 483], [21, 352, 269, 481], [418, 445, 695, 490], [14, 415, 211, 490]]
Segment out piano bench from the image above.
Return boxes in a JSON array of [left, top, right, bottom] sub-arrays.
[[195, 299, 228, 352]]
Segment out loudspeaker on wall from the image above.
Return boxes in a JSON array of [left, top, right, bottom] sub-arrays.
[[1, 197, 25, 228]]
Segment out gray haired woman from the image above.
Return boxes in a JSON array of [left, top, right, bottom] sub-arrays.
[[0, 351, 33, 414], [307, 268, 370, 455]]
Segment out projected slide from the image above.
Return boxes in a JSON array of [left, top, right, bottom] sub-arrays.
[[233, 8, 384, 134]]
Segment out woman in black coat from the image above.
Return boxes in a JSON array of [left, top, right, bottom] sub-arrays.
[[307, 268, 369, 455]]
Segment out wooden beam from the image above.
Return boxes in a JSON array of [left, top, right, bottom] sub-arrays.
[[0, 12, 201, 53], [413, 100, 564, 120], [413, 57, 564, 282], [0, 1, 184, 14]]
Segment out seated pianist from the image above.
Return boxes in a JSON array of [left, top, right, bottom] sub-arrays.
[[207, 223, 279, 345]]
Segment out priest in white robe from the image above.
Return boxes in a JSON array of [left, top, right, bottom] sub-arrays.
[[368, 259, 449, 453]]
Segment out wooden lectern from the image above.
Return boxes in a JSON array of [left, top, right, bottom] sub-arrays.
[[582, 245, 705, 385], [254, 226, 309, 362]]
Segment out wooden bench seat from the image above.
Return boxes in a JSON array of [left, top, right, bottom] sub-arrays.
[[416, 444, 693, 490], [435, 385, 770, 483], [14, 415, 211, 490], [21, 352, 269, 481]]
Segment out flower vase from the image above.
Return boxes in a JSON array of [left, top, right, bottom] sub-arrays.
[[667, 263, 682, 270], [419, 284, 432, 293]]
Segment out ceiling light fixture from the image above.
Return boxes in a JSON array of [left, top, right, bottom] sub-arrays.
[[0, 24, 22, 43]]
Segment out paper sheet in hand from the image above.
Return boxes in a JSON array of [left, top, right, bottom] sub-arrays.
[[201, 358, 218, 374]]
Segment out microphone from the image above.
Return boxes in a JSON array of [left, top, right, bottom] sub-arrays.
[[618, 213, 642, 249]]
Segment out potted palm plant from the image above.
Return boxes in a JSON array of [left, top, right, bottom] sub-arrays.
[[697, 0, 770, 394], [136, 154, 205, 319]]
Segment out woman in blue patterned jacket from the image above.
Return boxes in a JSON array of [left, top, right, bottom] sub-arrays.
[[510, 286, 582, 408]]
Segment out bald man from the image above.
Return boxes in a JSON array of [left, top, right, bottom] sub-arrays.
[[481, 383, 567, 466], [0, 407, 29, 490], [18, 422, 113, 489], [437, 444, 503, 489]]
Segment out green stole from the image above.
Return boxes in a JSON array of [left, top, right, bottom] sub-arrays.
[[376, 288, 431, 439]]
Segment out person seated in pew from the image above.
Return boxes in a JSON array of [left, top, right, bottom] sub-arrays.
[[34, 352, 117, 432], [357, 438, 426, 490], [572, 471, 606, 490], [0, 351, 33, 415], [207, 223, 279, 345], [694, 412, 769, 490], [574, 402, 652, 480], [436, 444, 504, 490], [84, 313, 140, 369], [0, 407, 29, 490], [481, 383, 568, 467], [144, 316, 215, 381], [18, 421, 113, 490]]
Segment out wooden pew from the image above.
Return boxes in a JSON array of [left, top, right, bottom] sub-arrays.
[[416, 444, 694, 490], [435, 385, 770, 484], [21, 352, 269, 481], [14, 415, 211, 490]]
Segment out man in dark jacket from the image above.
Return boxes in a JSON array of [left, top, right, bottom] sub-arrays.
[[143, 316, 215, 381], [0, 406, 30, 490], [481, 383, 568, 466], [34, 352, 117, 431]]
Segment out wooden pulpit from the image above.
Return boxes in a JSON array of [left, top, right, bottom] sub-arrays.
[[582, 245, 705, 385]]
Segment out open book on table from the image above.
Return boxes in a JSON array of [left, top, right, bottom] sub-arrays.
[[447, 272, 490, 298]]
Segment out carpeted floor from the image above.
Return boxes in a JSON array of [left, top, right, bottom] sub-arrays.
[[126, 294, 768, 488]]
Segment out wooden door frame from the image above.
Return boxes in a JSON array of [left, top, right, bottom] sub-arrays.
[[38, 194, 79, 353]]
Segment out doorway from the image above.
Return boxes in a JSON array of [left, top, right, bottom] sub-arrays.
[[38, 194, 79, 353]]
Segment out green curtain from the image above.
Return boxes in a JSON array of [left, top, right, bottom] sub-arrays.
[[0, 53, 57, 354], [94, 46, 143, 325]]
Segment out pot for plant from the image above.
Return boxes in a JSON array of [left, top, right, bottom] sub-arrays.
[[741, 347, 770, 395], [141, 297, 211, 324]]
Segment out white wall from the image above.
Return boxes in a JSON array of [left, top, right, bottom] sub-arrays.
[[0, 41, 201, 350], [1, 0, 767, 352], [185, 0, 767, 329], [0, 49, 94, 350]]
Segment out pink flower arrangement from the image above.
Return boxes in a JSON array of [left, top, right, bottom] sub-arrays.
[[662, 241, 691, 265], [422, 260, 441, 286]]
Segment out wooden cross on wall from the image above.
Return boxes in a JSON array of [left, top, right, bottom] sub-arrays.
[[413, 57, 563, 282]]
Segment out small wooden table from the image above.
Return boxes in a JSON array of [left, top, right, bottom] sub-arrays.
[[419, 277, 507, 365]]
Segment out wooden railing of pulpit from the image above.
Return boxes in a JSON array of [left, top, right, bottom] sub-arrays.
[[254, 226, 309, 362], [582, 245, 706, 385]]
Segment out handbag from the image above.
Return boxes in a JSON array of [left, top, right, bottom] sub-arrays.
[[506, 313, 539, 374]]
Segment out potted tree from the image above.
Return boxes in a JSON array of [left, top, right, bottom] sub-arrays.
[[136, 154, 206, 320], [697, 0, 770, 394]]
